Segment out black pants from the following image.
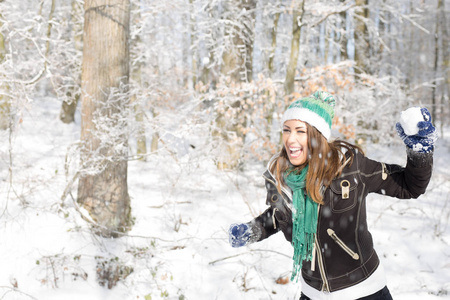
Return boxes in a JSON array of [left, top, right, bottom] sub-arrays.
[[299, 286, 393, 300]]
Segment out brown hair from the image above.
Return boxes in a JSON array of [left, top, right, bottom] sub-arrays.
[[271, 123, 363, 204]]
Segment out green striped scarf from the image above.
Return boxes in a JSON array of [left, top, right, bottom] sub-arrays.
[[285, 165, 318, 281]]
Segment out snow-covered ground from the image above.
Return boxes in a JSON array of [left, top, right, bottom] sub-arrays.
[[1, 96, 449, 300]]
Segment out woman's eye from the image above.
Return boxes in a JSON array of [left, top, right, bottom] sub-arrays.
[[282, 129, 290, 133]]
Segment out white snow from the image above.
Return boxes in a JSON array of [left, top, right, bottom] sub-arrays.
[[0, 98, 449, 300], [400, 107, 423, 136]]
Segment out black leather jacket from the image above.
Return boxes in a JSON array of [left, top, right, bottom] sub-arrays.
[[250, 148, 433, 292]]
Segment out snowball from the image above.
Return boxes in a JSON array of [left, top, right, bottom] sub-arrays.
[[202, 56, 210, 65], [400, 107, 423, 136]]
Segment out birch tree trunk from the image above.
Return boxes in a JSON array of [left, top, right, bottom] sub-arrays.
[[78, 0, 132, 237], [284, 0, 305, 96]]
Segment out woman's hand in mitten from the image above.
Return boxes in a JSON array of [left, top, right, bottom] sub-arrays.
[[396, 107, 437, 153], [228, 223, 252, 248]]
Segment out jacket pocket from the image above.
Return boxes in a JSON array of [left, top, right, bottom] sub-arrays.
[[329, 174, 359, 213], [327, 229, 359, 260]]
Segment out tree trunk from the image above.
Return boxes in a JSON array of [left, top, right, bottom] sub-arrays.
[[150, 107, 159, 153], [375, 1, 386, 74], [60, 93, 79, 124], [214, 0, 256, 169], [0, 10, 10, 130], [221, 0, 256, 82], [284, 0, 305, 96], [431, 0, 441, 122], [438, 0, 450, 123], [268, 11, 280, 76], [60, 0, 82, 124], [44, 0, 55, 71], [131, 70, 147, 161], [188, 0, 198, 88], [130, 2, 147, 160], [322, 22, 329, 64], [353, 0, 369, 76], [404, 0, 415, 88], [78, 0, 132, 237], [339, 0, 348, 61]]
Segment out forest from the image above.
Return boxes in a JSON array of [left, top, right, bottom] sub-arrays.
[[0, 0, 449, 299]]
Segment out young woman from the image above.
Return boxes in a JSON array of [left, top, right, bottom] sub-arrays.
[[228, 91, 436, 300]]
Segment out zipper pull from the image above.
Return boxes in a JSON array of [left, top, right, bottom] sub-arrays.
[[382, 163, 388, 180], [311, 243, 316, 272], [327, 229, 360, 260], [272, 208, 278, 229]]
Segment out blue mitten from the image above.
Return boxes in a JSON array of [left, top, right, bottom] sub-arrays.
[[228, 223, 252, 248], [396, 107, 437, 153]]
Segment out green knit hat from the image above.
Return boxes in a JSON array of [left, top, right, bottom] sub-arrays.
[[281, 91, 336, 140]]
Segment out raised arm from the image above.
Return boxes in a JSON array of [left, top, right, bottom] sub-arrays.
[[362, 107, 436, 198]]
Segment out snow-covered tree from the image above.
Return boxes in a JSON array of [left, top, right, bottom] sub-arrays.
[[77, 0, 132, 237]]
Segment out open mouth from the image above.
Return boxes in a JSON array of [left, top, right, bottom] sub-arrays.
[[289, 147, 303, 159]]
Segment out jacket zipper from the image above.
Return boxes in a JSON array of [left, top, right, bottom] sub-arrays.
[[314, 205, 330, 292], [315, 237, 330, 292], [272, 208, 278, 229], [263, 172, 331, 290], [327, 229, 360, 260]]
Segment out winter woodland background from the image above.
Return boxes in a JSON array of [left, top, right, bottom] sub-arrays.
[[0, 0, 449, 299]]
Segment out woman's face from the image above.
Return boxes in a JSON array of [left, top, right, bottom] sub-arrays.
[[282, 120, 308, 166]]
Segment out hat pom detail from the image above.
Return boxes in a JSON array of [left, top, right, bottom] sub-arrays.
[[312, 91, 335, 110]]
